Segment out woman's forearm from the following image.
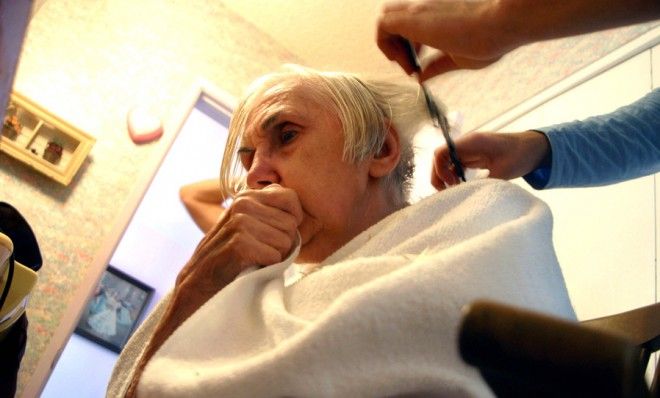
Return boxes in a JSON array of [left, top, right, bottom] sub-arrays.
[[124, 241, 242, 397], [498, 0, 660, 50]]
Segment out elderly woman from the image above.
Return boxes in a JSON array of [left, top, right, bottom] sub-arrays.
[[108, 66, 574, 397]]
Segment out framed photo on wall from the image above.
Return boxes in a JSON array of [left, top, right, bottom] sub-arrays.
[[75, 266, 154, 353]]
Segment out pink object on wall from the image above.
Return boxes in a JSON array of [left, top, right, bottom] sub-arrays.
[[127, 107, 163, 144]]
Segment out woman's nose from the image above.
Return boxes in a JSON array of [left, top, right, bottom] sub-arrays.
[[246, 153, 280, 189]]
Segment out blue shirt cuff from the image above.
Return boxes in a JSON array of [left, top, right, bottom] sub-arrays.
[[522, 131, 552, 190], [523, 166, 551, 189]]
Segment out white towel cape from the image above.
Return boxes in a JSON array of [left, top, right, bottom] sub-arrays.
[[107, 179, 575, 397]]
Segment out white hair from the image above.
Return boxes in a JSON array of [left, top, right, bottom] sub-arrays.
[[220, 65, 432, 204]]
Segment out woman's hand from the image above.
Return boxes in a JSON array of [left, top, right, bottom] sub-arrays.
[[377, 0, 660, 80], [376, 0, 509, 80], [175, 183, 303, 299], [125, 184, 302, 397]]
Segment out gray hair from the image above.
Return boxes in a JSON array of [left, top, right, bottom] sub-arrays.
[[220, 65, 430, 205]]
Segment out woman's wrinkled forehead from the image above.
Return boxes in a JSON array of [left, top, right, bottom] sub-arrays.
[[240, 82, 333, 141]]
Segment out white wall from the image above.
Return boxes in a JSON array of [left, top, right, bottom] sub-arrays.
[[42, 97, 230, 397], [501, 51, 656, 320], [500, 46, 658, 383]]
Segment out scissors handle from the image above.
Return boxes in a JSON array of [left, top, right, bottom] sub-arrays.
[[402, 39, 422, 73]]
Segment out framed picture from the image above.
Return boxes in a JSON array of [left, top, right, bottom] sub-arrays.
[[75, 266, 154, 353], [1, 92, 96, 185]]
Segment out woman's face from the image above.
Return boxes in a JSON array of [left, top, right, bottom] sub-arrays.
[[238, 85, 375, 263]]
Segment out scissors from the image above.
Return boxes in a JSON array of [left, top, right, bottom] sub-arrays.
[[402, 40, 466, 182]]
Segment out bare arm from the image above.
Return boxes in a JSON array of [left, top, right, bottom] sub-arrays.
[[377, 0, 660, 79], [179, 179, 227, 233], [505, 0, 660, 44]]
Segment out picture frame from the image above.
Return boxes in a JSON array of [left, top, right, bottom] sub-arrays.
[[75, 266, 154, 353], [1, 92, 96, 185]]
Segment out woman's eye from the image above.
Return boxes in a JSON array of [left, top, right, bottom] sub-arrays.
[[238, 150, 254, 170], [280, 130, 297, 144]]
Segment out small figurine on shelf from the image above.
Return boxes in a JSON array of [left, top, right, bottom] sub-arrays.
[[2, 105, 21, 140], [43, 141, 63, 164]]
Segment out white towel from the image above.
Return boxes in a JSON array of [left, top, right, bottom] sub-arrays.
[[108, 179, 575, 397]]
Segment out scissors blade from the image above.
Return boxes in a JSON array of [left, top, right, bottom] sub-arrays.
[[421, 86, 466, 182]]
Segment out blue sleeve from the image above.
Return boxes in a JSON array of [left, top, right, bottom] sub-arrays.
[[523, 88, 660, 189]]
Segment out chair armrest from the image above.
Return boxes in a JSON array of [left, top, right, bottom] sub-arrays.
[[459, 300, 650, 398], [582, 302, 660, 353]]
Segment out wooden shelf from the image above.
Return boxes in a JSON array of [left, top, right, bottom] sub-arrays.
[[1, 92, 95, 185]]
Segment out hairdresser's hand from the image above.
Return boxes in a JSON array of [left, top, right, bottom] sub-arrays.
[[376, 0, 516, 80], [432, 131, 550, 190], [378, 0, 660, 80]]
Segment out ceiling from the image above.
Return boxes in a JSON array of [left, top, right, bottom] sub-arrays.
[[30, 0, 411, 76], [221, 0, 403, 76]]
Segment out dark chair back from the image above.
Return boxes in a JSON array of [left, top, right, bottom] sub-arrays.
[[459, 300, 658, 397]]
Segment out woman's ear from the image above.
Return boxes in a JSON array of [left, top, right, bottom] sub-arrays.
[[369, 122, 401, 178]]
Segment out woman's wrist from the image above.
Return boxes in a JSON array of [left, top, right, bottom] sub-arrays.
[[520, 130, 551, 174], [489, 0, 534, 53], [496, 0, 660, 48]]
